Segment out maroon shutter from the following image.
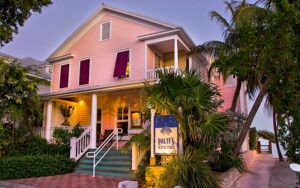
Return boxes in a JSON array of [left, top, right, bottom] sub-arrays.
[[59, 64, 69, 88], [113, 51, 129, 78], [79, 59, 90, 85]]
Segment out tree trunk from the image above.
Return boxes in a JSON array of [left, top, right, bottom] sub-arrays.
[[273, 109, 284, 161], [233, 81, 269, 155], [230, 77, 242, 112]]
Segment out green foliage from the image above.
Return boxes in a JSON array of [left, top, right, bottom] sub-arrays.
[[3, 135, 69, 157], [257, 130, 275, 142], [142, 69, 227, 147], [0, 0, 52, 46], [212, 153, 246, 173], [21, 136, 69, 157], [71, 123, 84, 138], [53, 128, 71, 145], [0, 155, 76, 180], [249, 127, 257, 150], [160, 147, 220, 188], [0, 60, 43, 122], [122, 126, 150, 153]]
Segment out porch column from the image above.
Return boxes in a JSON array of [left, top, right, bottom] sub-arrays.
[[91, 93, 97, 149], [45, 100, 53, 142], [188, 56, 192, 71], [174, 38, 179, 70], [150, 109, 156, 165]]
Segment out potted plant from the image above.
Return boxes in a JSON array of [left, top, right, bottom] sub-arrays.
[[60, 105, 75, 126]]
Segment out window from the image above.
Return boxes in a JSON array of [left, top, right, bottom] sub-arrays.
[[79, 59, 90, 85], [117, 106, 129, 134], [59, 64, 69, 88], [100, 22, 111, 41], [113, 50, 130, 78]]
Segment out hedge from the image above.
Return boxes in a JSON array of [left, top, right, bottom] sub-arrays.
[[0, 155, 76, 180], [249, 127, 257, 150]]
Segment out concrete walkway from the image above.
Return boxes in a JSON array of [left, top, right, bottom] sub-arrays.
[[232, 154, 298, 188]]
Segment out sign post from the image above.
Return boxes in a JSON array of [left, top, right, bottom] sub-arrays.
[[154, 115, 179, 155]]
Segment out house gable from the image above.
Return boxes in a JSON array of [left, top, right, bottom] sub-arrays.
[[47, 5, 177, 61]]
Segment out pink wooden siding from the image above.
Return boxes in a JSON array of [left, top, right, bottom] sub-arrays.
[[51, 14, 161, 92]]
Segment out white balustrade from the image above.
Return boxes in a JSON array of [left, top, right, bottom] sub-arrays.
[[70, 126, 92, 161], [146, 66, 175, 80]]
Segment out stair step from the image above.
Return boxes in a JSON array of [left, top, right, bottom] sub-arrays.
[[74, 169, 136, 179], [77, 164, 131, 172], [79, 160, 131, 166], [75, 148, 134, 179]]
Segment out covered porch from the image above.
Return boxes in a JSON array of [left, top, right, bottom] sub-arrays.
[[41, 89, 145, 149]]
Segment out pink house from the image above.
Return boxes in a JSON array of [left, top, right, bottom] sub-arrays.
[[41, 5, 247, 176]]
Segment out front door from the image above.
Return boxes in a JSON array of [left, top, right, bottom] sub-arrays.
[[96, 109, 102, 146]]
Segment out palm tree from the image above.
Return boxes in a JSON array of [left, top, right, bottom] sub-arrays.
[[198, 0, 263, 113], [142, 69, 228, 148]]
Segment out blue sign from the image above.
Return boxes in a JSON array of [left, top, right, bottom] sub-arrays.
[[154, 115, 179, 155]]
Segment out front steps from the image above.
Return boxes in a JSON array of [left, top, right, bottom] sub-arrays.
[[74, 149, 135, 179]]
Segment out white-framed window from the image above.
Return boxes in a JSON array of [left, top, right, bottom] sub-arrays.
[[78, 58, 91, 85], [113, 50, 130, 78], [116, 106, 129, 134], [100, 21, 111, 41], [59, 63, 70, 88]]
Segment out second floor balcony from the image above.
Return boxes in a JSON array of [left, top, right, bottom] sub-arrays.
[[140, 32, 192, 80]]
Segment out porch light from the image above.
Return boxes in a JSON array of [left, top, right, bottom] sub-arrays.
[[79, 100, 84, 105]]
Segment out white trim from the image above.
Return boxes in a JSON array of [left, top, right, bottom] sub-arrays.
[[114, 49, 131, 79], [58, 61, 71, 89], [174, 38, 179, 70], [78, 57, 92, 86], [100, 21, 112, 41], [177, 37, 190, 52], [144, 44, 148, 79], [145, 35, 177, 45]]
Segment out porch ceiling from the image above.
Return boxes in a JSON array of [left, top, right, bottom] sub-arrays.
[[149, 39, 187, 54]]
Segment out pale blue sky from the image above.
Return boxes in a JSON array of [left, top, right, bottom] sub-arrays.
[[0, 0, 272, 131]]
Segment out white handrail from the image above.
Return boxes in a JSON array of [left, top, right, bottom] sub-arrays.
[[70, 126, 92, 161], [86, 128, 123, 177]]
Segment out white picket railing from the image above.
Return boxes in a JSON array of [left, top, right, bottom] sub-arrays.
[[70, 126, 92, 161], [33, 127, 46, 138], [147, 66, 175, 80], [86, 128, 123, 177]]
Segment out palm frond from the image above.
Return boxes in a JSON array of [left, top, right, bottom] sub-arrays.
[[199, 113, 227, 145]]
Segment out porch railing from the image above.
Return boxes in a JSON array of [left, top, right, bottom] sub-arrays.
[[86, 128, 123, 177], [70, 126, 92, 161], [147, 66, 175, 80], [33, 127, 46, 138]]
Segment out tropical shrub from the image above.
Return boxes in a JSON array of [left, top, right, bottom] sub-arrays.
[[53, 128, 70, 145], [212, 153, 246, 173], [249, 127, 257, 150], [159, 147, 220, 188], [71, 123, 84, 138], [0, 155, 76, 180]]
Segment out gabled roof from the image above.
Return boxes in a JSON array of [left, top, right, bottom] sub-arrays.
[[0, 52, 51, 80], [47, 4, 183, 61]]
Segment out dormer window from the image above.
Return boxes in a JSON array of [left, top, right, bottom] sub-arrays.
[[113, 50, 130, 78], [100, 21, 111, 41]]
